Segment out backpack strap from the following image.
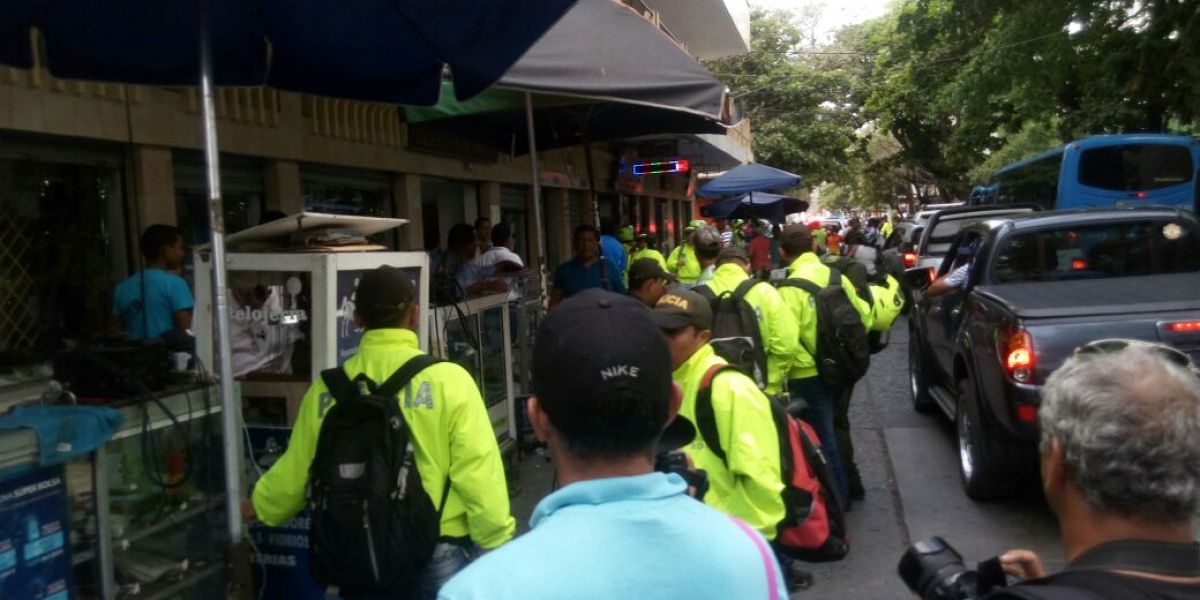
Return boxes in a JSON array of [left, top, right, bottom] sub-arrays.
[[320, 367, 359, 404], [693, 364, 742, 463], [693, 284, 720, 312], [778, 277, 822, 297], [376, 354, 447, 398], [731, 277, 761, 302]]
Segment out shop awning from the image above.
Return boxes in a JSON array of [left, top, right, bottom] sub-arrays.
[[0, 0, 578, 105], [697, 163, 804, 197], [404, 0, 732, 153], [700, 192, 809, 223]]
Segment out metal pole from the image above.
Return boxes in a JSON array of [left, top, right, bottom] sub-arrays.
[[196, 0, 243, 545], [524, 92, 547, 301]]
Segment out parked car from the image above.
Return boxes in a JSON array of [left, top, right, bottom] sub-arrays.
[[905, 207, 1200, 499], [912, 202, 964, 224]]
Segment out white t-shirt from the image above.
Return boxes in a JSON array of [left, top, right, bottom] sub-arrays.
[[476, 246, 524, 270]]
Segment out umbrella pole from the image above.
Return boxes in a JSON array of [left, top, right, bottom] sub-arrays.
[[197, 0, 249, 589], [524, 93, 547, 303]]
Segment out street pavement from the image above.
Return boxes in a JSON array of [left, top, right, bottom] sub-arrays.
[[508, 318, 1064, 598]]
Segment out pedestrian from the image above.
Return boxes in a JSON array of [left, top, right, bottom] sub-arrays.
[[474, 217, 492, 253], [436, 224, 507, 299], [245, 266, 515, 599], [549, 224, 626, 308], [825, 224, 842, 256], [775, 224, 873, 505], [988, 342, 1200, 599], [695, 246, 799, 400], [112, 224, 193, 340], [667, 220, 705, 286], [628, 257, 676, 308], [690, 226, 723, 289], [744, 222, 773, 279], [650, 288, 806, 590], [716, 219, 734, 247], [628, 233, 668, 271], [474, 222, 524, 275], [808, 221, 827, 255], [599, 218, 629, 278], [439, 289, 787, 600]]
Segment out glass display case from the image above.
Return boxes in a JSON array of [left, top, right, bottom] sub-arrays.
[[427, 293, 516, 453], [194, 251, 429, 426]]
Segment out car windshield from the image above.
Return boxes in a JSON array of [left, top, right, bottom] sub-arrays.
[[924, 209, 1036, 255], [990, 219, 1200, 283]]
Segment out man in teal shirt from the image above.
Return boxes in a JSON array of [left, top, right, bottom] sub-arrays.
[[112, 224, 193, 339], [440, 290, 786, 600]]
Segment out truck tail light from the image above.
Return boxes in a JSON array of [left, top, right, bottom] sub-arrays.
[[903, 252, 917, 268], [1005, 330, 1035, 383], [1167, 321, 1200, 333]]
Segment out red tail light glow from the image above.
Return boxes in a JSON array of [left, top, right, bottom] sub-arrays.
[[1071, 258, 1087, 270], [1005, 330, 1035, 383], [903, 252, 917, 268], [1016, 405, 1038, 423], [1167, 321, 1200, 333]]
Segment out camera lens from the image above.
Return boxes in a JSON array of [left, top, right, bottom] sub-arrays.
[[898, 536, 976, 600]]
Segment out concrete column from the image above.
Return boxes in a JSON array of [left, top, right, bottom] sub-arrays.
[[525, 186, 544, 269], [132, 145, 177, 228], [549, 188, 571, 266], [392, 172, 424, 250], [264, 160, 302, 214], [479, 181, 502, 225]]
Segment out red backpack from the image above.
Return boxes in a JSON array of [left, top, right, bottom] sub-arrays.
[[693, 364, 850, 562]]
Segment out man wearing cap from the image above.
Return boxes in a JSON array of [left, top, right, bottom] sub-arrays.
[[666, 220, 706, 286], [628, 258, 677, 308], [246, 266, 515, 598], [440, 290, 787, 600], [776, 224, 873, 506], [650, 289, 785, 541], [696, 246, 800, 398], [628, 233, 667, 271]]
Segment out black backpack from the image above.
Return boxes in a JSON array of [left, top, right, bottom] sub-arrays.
[[695, 279, 770, 390], [308, 355, 448, 596], [777, 269, 871, 388]]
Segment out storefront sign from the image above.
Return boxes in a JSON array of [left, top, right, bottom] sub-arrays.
[[0, 466, 72, 600]]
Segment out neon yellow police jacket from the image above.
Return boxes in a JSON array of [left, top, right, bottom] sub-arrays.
[[667, 243, 702, 286], [251, 328, 516, 549], [702, 264, 800, 397], [868, 274, 905, 333], [673, 344, 785, 539], [777, 253, 874, 381]]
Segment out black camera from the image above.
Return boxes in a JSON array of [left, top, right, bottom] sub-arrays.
[[898, 537, 1010, 600], [654, 451, 709, 501]]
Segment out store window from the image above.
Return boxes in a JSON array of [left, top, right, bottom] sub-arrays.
[[0, 137, 128, 380], [174, 151, 265, 249], [301, 165, 395, 248]]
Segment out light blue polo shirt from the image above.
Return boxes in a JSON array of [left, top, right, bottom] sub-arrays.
[[112, 268, 194, 339], [439, 472, 787, 600]]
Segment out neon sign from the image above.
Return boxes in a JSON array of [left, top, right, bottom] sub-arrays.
[[631, 159, 690, 176]]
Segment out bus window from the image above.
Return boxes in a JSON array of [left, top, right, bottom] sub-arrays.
[[1078, 144, 1193, 192]]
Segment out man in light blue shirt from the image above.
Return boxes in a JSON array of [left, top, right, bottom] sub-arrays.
[[440, 289, 786, 600], [112, 224, 193, 339]]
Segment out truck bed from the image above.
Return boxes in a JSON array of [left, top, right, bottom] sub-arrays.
[[974, 273, 1200, 319]]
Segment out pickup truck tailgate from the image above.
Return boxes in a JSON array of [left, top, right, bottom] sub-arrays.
[[976, 273, 1200, 381]]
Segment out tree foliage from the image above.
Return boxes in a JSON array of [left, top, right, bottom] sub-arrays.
[[711, 1, 1200, 209]]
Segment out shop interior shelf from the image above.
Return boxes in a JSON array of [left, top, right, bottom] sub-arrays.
[[120, 558, 223, 600]]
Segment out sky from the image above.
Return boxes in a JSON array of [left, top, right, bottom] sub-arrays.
[[750, 0, 892, 41]]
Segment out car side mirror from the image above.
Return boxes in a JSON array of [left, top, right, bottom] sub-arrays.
[[904, 267, 935, 290]]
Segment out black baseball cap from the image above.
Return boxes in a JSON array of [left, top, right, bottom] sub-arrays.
[[716, 246, 749, 265], [629, 258, 677, 285], [532, 289, 677, 445], [651, 288, 713, 331], [355, 266, 416, 324]]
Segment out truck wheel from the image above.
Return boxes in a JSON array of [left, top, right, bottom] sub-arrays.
[[956, 377, 1010, 501], [909, 329, 935, 414]]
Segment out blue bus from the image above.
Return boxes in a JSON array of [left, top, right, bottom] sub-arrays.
[[982, 134, 1199, 212]]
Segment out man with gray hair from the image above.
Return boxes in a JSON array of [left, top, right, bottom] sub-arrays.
[[987, 342, 1200, 599]]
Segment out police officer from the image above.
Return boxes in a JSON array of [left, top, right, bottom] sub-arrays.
[[775, 224, 873, 506], [667, 220, 706, 286], [628, 233, 668, 271], [244, 266, 515, 598], [696, 246, 800, 399]]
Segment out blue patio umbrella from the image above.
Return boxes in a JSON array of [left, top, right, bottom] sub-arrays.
[[701, 192, 809, 223], [696, 162, 803, 197], [0, 1, 578, 591]]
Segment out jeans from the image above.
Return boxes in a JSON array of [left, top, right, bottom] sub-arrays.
[[834, 384, 863, 499], [789, 377, 849, 506], [349, 542, 477, 600]]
